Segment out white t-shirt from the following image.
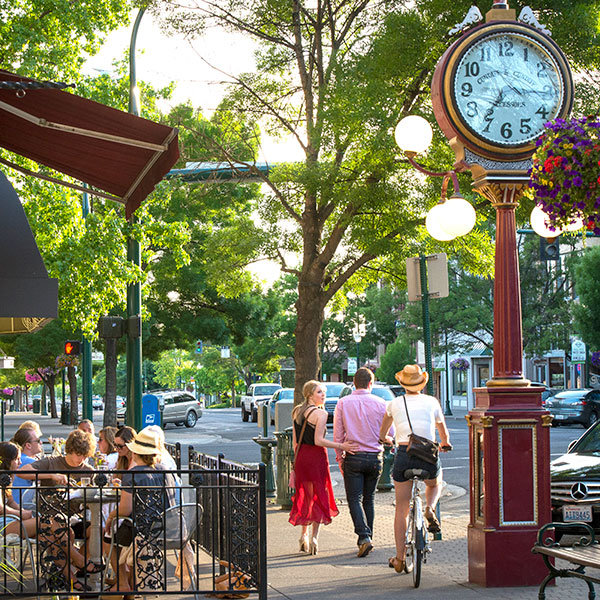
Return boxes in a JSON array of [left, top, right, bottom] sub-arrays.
[[386, 393, 443, 444]]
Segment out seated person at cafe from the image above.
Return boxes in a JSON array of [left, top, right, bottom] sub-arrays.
[[78, 419, 95, 437], [17, 420, 43, 439], [0, 441, 36, 537], [10, 427, 44, 507], [104, 428, 177, 593], [98, 427, 118, 469], [18, 429, 103, 590]]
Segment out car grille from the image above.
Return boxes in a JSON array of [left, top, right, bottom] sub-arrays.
[[325, 400, 337, 413], [551, 481, 600, 504]]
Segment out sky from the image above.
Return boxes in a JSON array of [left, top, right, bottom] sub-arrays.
[[83, 11, 295, 286], [83, 12, 304, 163]]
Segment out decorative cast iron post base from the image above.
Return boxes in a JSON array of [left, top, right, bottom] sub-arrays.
[[377, 446, 394, 491], [253, 437, 277, 498]]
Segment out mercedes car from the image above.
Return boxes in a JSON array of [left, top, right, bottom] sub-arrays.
[[551, 420, 600, 537]]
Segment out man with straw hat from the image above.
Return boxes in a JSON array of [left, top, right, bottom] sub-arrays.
[[378, 364, 451, 573]]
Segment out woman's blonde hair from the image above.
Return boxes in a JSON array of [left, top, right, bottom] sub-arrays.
[[135, 452, 158, 467], [292, 380, 323, 424]]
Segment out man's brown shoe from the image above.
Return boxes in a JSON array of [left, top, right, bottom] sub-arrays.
[[357, 541, 373, 557]]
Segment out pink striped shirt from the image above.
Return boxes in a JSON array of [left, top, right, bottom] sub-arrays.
[[333, 389, 390, 463]]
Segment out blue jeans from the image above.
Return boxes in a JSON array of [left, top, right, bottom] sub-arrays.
[[342, 452, 383, 543]]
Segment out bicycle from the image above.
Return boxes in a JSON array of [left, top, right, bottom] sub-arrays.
[[403, 445, 452, 588]]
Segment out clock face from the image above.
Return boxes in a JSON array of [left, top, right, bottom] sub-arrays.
[[452, 31, 564, 147]]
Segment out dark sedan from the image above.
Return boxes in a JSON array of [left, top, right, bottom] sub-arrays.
[[546, 389, 600, 429], [551, 421, 600, 536]]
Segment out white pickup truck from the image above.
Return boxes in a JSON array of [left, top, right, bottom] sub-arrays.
[[241, 383, 282, 422]]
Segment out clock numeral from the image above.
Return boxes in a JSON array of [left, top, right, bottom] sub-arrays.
[[536, 105, 550, 120], [541, 85, 555, 101], [466, 101, 478, 118], [480, 46, 491, 61], [537, 61, 548, 79], [464, 62, 480, 77], [520, 118, 532, 135], [500, 122, 513, 139], [523, 47, 529, 62], [498, 40, 514, 57], [482, 110, 494, 133], [461, 82, 473, 97]]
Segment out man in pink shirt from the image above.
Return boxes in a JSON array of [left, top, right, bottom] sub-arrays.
[[333, 367, 389, 557]]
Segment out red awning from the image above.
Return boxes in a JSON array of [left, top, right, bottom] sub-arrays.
[[0, 70, 179, 218]]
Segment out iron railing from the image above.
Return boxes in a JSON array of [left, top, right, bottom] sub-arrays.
[[0, 457, 266, 599]]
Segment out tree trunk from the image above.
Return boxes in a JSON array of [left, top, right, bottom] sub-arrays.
[[48, 374, 57, 418], [293, 276, 326, 405], [68, 365, 78, 425], [104, 338, 117, 427]]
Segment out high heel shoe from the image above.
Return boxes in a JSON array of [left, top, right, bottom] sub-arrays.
[[299, 534, 309, 553], [309, 538, 318, 555], [388, 556, 405, 573]]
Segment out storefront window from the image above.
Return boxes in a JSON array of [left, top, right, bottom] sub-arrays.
[[452, 369, 467, 395]]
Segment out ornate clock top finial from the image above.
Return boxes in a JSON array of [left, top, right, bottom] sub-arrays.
[[492, 0, 509, 7]]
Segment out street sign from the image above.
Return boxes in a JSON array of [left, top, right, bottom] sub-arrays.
[[571, 339, 587, 363], [347, 358, 357, 376], [221, 346, 230, 358], [406, 253, 449, 301]]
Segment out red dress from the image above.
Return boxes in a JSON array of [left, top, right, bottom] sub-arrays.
[[288, 418, 339, 526]]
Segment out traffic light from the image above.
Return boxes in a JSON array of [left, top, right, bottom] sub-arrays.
[[64, 340, 81, 356], [195, 340, 203, 354], [540, 237, 560, 261]]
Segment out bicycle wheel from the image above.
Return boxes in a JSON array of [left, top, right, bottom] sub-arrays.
[[412, 498, 423, 587], [404, 504, 414, 574]]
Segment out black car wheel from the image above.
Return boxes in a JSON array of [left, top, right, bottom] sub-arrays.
[[242, 406, 249, 422], [251, 408, 258, 422], [587, 411, 599, 429], [185, 411, 198, 428]]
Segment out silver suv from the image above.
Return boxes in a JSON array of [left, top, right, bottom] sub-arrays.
[[117, 390, 203, 428]]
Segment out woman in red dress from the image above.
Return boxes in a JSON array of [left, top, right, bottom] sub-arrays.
[[289, 380, 358, 555]]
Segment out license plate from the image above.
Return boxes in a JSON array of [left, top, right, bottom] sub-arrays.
[[554, 414, 567, 420], [563, 505, 593, 522]]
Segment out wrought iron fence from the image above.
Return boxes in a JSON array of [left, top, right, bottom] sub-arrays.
[[0, 458, 266, 598]]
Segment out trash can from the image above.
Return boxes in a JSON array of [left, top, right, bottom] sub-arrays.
[[275, 427, 294, 509], [141, 393, 161, 427], [61, 402, 70, 425]]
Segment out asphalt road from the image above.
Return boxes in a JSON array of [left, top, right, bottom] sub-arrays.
[[160, 407, 588, 491]]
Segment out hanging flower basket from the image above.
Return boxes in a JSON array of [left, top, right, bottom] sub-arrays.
[[450, 357, 470, 371], [528, 115, 600, 233], [591, 351, 600, 369]]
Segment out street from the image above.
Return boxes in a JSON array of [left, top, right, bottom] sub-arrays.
[[4, 407, 586, 493]]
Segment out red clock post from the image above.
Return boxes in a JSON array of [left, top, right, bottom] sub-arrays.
[[428, 1, 573, 586]]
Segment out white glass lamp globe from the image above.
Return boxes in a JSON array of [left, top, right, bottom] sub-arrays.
[[394, 116, 433, 155], [438, 194, 476, 238], [564, 214, 585, 232], [530, 204, 564, 238], [426, 204, 455, 241]]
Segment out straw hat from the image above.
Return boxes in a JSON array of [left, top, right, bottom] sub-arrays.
[[126, 427, 161, 455], [395, 364, 429, 393]]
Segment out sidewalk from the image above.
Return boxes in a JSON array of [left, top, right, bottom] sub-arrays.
[[264, 489, 582, 600], [1, 413, 586, 598]]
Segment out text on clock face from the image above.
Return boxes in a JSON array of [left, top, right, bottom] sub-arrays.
[[452, 32, 564, 145]]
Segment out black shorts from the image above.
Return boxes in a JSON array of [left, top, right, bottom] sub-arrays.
[[104, 521, 133, 547], [392, 446, 441, 482]]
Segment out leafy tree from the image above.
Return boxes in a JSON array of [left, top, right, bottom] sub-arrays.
[[195, 347, 244, 401], [153, 349, 196, 389], [574, 244, 600, 349], [377, 339, 416, 384]]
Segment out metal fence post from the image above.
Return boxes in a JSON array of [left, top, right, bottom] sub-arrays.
[[258, 463, 268, 600]]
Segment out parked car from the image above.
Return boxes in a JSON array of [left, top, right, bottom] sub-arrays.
[[551, 420, 600, 537], [240, 383, 282, 422], [92, 395, 104, 410], [545, 389, 600, 428], [117, 389, 202, 428], [530, 382, 562, 404], [321, 382, 346, 423], [268, 388, 295, 425], [389, 384, 405, 397], [336, 383, 396, 420]]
